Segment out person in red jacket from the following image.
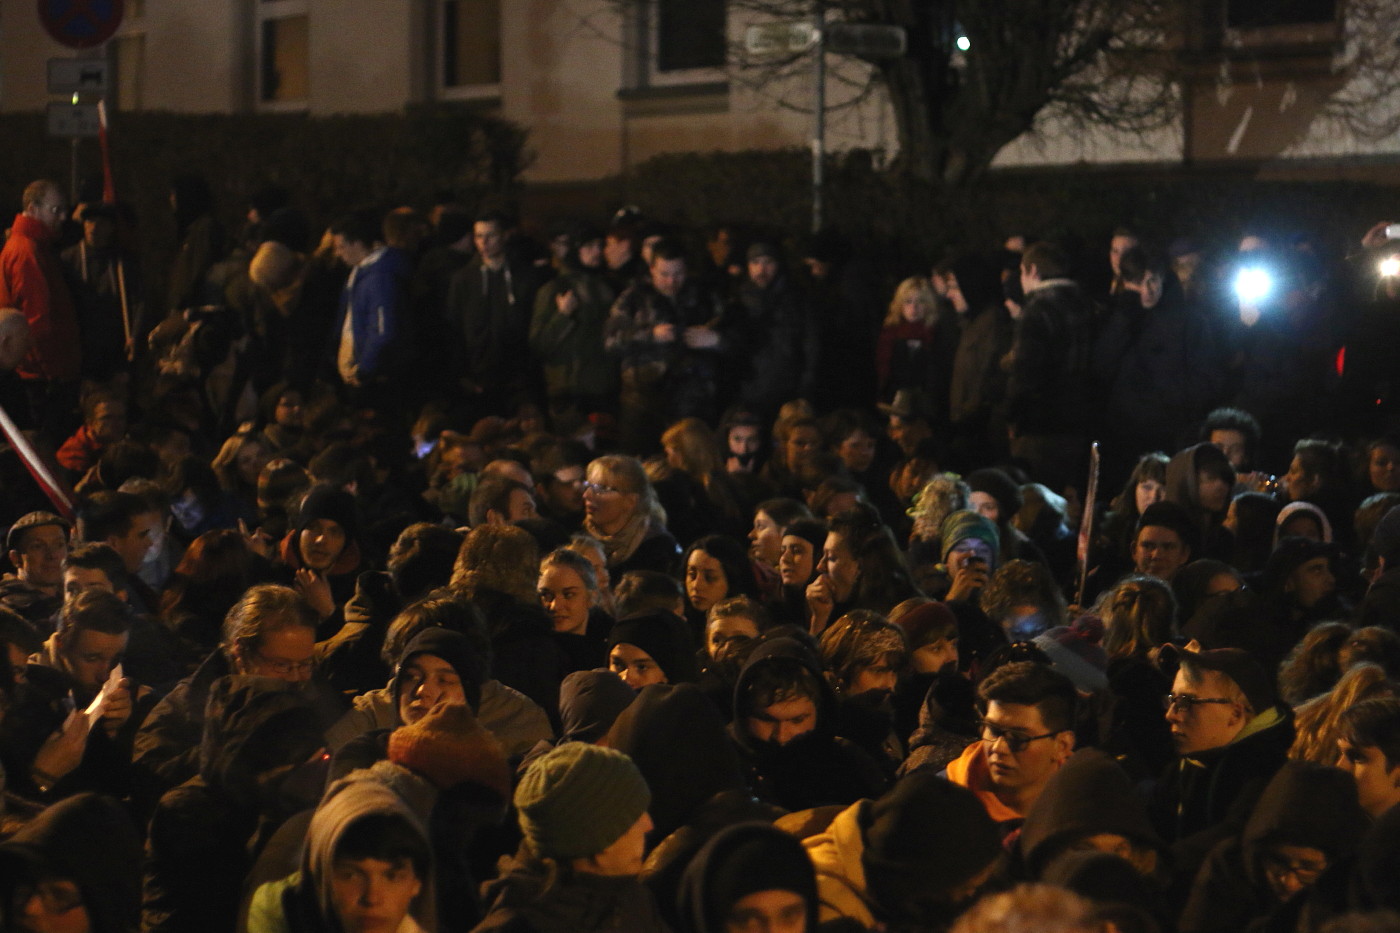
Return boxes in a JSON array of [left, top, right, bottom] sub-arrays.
[[0, 180, 83, 440]]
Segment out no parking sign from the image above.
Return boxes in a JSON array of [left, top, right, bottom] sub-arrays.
[[38, 0, 124, 49]]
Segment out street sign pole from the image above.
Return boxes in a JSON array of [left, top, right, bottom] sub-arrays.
[[812, 0, 824, 234]]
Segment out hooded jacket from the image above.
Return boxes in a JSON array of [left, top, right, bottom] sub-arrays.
[[1165, 443, 1234, 561], [727, 637, 888, 813], [247, 762, 439, 933], [1180, 761, 1368, 933], [143, 676, 330, 933], [1016, 748, 1165, 880], [605, 683, 780, 929], [0, 793, 142, 933]]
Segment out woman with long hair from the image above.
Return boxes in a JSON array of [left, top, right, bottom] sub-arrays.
[[806, 504, 921, 635], [651, 417, 747, 545]]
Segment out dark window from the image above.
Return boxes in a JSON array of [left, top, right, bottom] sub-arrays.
[[657, 0, 725, 72], [443, 0, 502, 87], [1226, 0, 1336, 29]]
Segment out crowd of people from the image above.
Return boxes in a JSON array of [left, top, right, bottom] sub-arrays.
[[0, 172, 1399, 933]]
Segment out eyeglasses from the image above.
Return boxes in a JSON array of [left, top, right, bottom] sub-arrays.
[[1163, 693, 1236, 714], [1262, 853, 1327, 886], [979, 720, 1063, 754], [255, 652, 316, 676], [582, 481, 624, 496]]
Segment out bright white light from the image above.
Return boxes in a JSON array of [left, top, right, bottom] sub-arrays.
[[1380, 256, 1400, 277], [1234, 267, 1272, 304], [956, 35, 971, 52]]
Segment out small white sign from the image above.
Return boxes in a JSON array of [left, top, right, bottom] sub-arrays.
[[47, 102, 101, 138], [48, 58, 109, 95], [744, 22, 818, 56]]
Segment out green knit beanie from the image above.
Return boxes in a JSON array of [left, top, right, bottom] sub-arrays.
[[939, 509, 1000, 563], [514, 743, 651, 860]]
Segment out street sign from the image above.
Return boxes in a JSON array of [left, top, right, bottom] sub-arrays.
[[744, 22, 817, 56], [47, 57, 108, 94], [825, 23, 907, 59], [47, 101, 101, 137], [38, 0, 125, 50]]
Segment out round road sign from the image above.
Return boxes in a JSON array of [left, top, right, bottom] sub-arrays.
[[38, 0, 125, 50]]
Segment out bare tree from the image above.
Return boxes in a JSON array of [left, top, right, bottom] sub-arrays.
[[728, 0, 1180, 188], [714, 0, 1400, 188]]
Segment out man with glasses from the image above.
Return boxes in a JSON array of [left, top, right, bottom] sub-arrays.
[[0, 179, 82, 442], [1178, 761, 1367, 933], [944, 661, 1078, 836], [133, 584, 326, 808], [1150, 647, 1293, 882]]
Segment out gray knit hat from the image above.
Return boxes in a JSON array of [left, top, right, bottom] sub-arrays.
[[514, 743, 651, 860]]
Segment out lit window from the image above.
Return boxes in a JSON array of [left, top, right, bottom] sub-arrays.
[[256, 0, 309, 106]]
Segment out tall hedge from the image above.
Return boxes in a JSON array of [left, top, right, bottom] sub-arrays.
[[0, 105, 526, 309], [606, 147, 1400, 275]]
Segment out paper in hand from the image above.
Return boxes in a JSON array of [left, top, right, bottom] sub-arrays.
[[83, 663, 124, 733]]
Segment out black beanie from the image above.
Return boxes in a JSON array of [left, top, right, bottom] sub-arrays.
[[296, 483, 360, 543], [607, 610, 699, 683], [393, 627, 490, 714], [680, 821, 818, 933], [1136, 500, 1197, 553], [967, 468, 1023, 519], [862, 773, 1002, 903]]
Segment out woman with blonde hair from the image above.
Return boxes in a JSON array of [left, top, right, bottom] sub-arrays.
[[582, 454, 680, 576], [1289, 662, 1397, 764], [651, 417, 746, 543], [876, 276, 951, 405]]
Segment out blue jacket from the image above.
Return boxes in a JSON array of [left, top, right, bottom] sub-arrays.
[[334, 247, 409, 382]]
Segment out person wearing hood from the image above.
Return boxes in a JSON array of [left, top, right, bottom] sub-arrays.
[[606, 609, 699, 691], [1016, 749, 1168, 893], [474, 742, 668, 932], [944, 660, 1078, 838], [604, 682, 779, 929], [278, 484, 367, 637], [1149, 647, 1295, 885], [143, 676, 333, 933], [1132, 500, 1197, 584], [0, 793, 143, 933], [802, 771, 1002, 931], [331, 626, 491, 779], [727, 636, 887, 813], [677, 821, 818, 933], [248, 767, 438, 933], [1165, 443, 1236, 563], [1180, 761, 1368, 933]]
